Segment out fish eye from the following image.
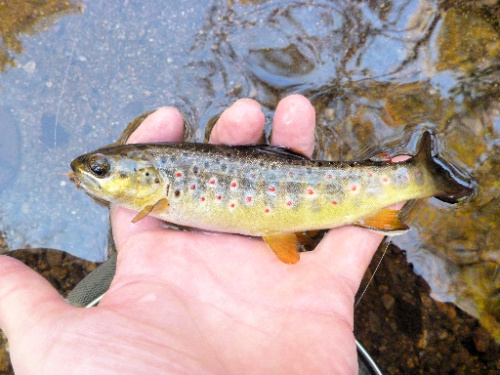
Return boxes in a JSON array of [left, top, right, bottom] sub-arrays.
[[88, 154, 110, 178]]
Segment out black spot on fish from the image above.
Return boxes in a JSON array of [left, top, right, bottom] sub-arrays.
[[205, 162, 210, 168], [226, 152, 232, 158], [259, 161, 265, 167], [306, 168, 312, 174], [174, 190, 180, 197], [193, 166, 199, 174], [221, 164, 227, 171], [119, 172, 127, 179], [155, 178, 160, 184], [170, 157, 177, 162], [145, 172, 150, 177]]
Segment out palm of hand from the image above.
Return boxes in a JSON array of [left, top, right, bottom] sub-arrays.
[[0, 96, 384, 374]]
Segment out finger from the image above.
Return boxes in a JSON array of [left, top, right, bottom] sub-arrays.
[[271, 95, 316, 157], [126, 106, 184, 144], [308, 155, 412, 290], [210, 99, 265, 145], [0, 256, 68, 337], [310, 227, 384, 293], [111, 107, 184, 250], [111, 207, 166, 251]]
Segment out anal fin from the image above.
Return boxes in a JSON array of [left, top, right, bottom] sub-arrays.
[[131, 198, 169, 223], [263, 233, 300, 264], [354, 208, 409, 236]]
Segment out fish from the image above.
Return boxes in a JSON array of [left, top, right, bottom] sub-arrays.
[[69, 131, 474, 264]]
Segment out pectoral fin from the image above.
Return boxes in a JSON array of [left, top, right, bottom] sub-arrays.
[[354, 208, 409, 236], [131, 198, 169, 223], [263, 233, 300, 264], [131, 206, 153, 223], [150, 197, 169, 214]]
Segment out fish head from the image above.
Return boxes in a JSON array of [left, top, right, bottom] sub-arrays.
[[70, 149, 165, 208]]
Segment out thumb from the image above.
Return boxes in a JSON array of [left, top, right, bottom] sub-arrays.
[[0, 255, 68, 338]]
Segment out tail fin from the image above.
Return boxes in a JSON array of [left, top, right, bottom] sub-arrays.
[[415, 131, 475, 204]]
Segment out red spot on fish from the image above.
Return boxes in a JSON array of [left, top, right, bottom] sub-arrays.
[[246, 196, 252, 202], [332, 200, 338, 205], [176, 172, 182, 178], [351, 185, 357, 191], [231, 181, 237, 188], [286, 201, 292, 206], [307, 188, 314, 195], [382, 177, 389, 183], [268, 186, 275, 192], [327, 174, 332, 179], [289, 172, 294, 177], [190, 184, 196, 190], [403, 176, 409, 181], [200, 197, 205, 202], [265, 208, 270, 213], [251, 174, 256, 179], [210, 179, 216, 185], [216, 195, 222, 200], [368, 172, 372, 177], [230, 203, 235, 208]]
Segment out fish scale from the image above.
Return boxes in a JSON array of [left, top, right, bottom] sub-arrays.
[[70, 131, 474, 263]]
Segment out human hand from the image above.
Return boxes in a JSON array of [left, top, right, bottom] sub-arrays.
[[0, 95, 387, 374]]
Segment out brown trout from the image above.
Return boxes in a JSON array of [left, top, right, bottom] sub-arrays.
[[70, 131, 473, 263]]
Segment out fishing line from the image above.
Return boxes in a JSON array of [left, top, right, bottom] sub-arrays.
[[54, 2, 86, 148], [355, 238, 390, 307]]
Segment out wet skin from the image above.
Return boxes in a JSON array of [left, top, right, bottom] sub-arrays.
[[0, 95, 400, 374]]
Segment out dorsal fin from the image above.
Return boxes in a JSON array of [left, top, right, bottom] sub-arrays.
[[248, 145, 310, 160]]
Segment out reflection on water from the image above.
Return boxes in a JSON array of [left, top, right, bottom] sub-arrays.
[[0, 0, 499, 372]]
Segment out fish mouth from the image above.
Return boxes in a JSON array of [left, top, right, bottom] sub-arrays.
[[68, 168, 110, 207], [66, 171, 81, 189], [68, 166, 102, 195], [70, 157, 100, 192]]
